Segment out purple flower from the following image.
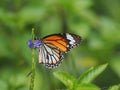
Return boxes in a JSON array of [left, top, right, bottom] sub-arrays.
[[28, 39, 42, 48], [28, 39, 33, 48]]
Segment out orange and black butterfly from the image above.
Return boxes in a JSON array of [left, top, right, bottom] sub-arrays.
[[28, 33, 82, 68]]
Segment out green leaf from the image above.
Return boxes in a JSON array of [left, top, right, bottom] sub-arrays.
[[110, 56, 120, 78], [108, 84, 120, 90], [53, 71, 76, 89], [76, 83, 100, 90], [78, 64, 108, 84]]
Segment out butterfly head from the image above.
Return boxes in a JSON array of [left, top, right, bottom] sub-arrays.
[[28, 38, 42, 48]]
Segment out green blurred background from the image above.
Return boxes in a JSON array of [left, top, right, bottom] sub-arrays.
[[0, 0, 120, 90]]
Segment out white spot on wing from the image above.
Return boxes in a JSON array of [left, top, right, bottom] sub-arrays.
[[66, 33, 75, 45]]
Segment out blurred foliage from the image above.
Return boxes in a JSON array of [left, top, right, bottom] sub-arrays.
[[0, 0, 120, 90], [108, 84, 120, 90], [54, 64, 107, 90]]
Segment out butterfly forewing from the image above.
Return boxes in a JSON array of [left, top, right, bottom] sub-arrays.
[[43, 33, 81, 52], [43, 35, 67, 52]]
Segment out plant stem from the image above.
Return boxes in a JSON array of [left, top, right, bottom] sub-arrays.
[[29, 28, 35, 90]]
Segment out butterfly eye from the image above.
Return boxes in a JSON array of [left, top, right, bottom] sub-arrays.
[[28, 39, 33, 48]]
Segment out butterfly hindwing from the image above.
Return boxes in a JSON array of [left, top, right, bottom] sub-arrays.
[[38, 44, 63, 68]]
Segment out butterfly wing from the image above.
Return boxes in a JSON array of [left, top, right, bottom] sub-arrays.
[[43, 33, 82, 52], [36, 33, 81, 68], [37, 33, 82, 68], [38, 43, 63, 68]]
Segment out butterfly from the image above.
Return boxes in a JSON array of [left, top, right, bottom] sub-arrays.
[[28, 33, 82, 68]]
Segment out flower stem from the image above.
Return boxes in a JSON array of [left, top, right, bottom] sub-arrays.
[[29, 28, 35, 90]]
